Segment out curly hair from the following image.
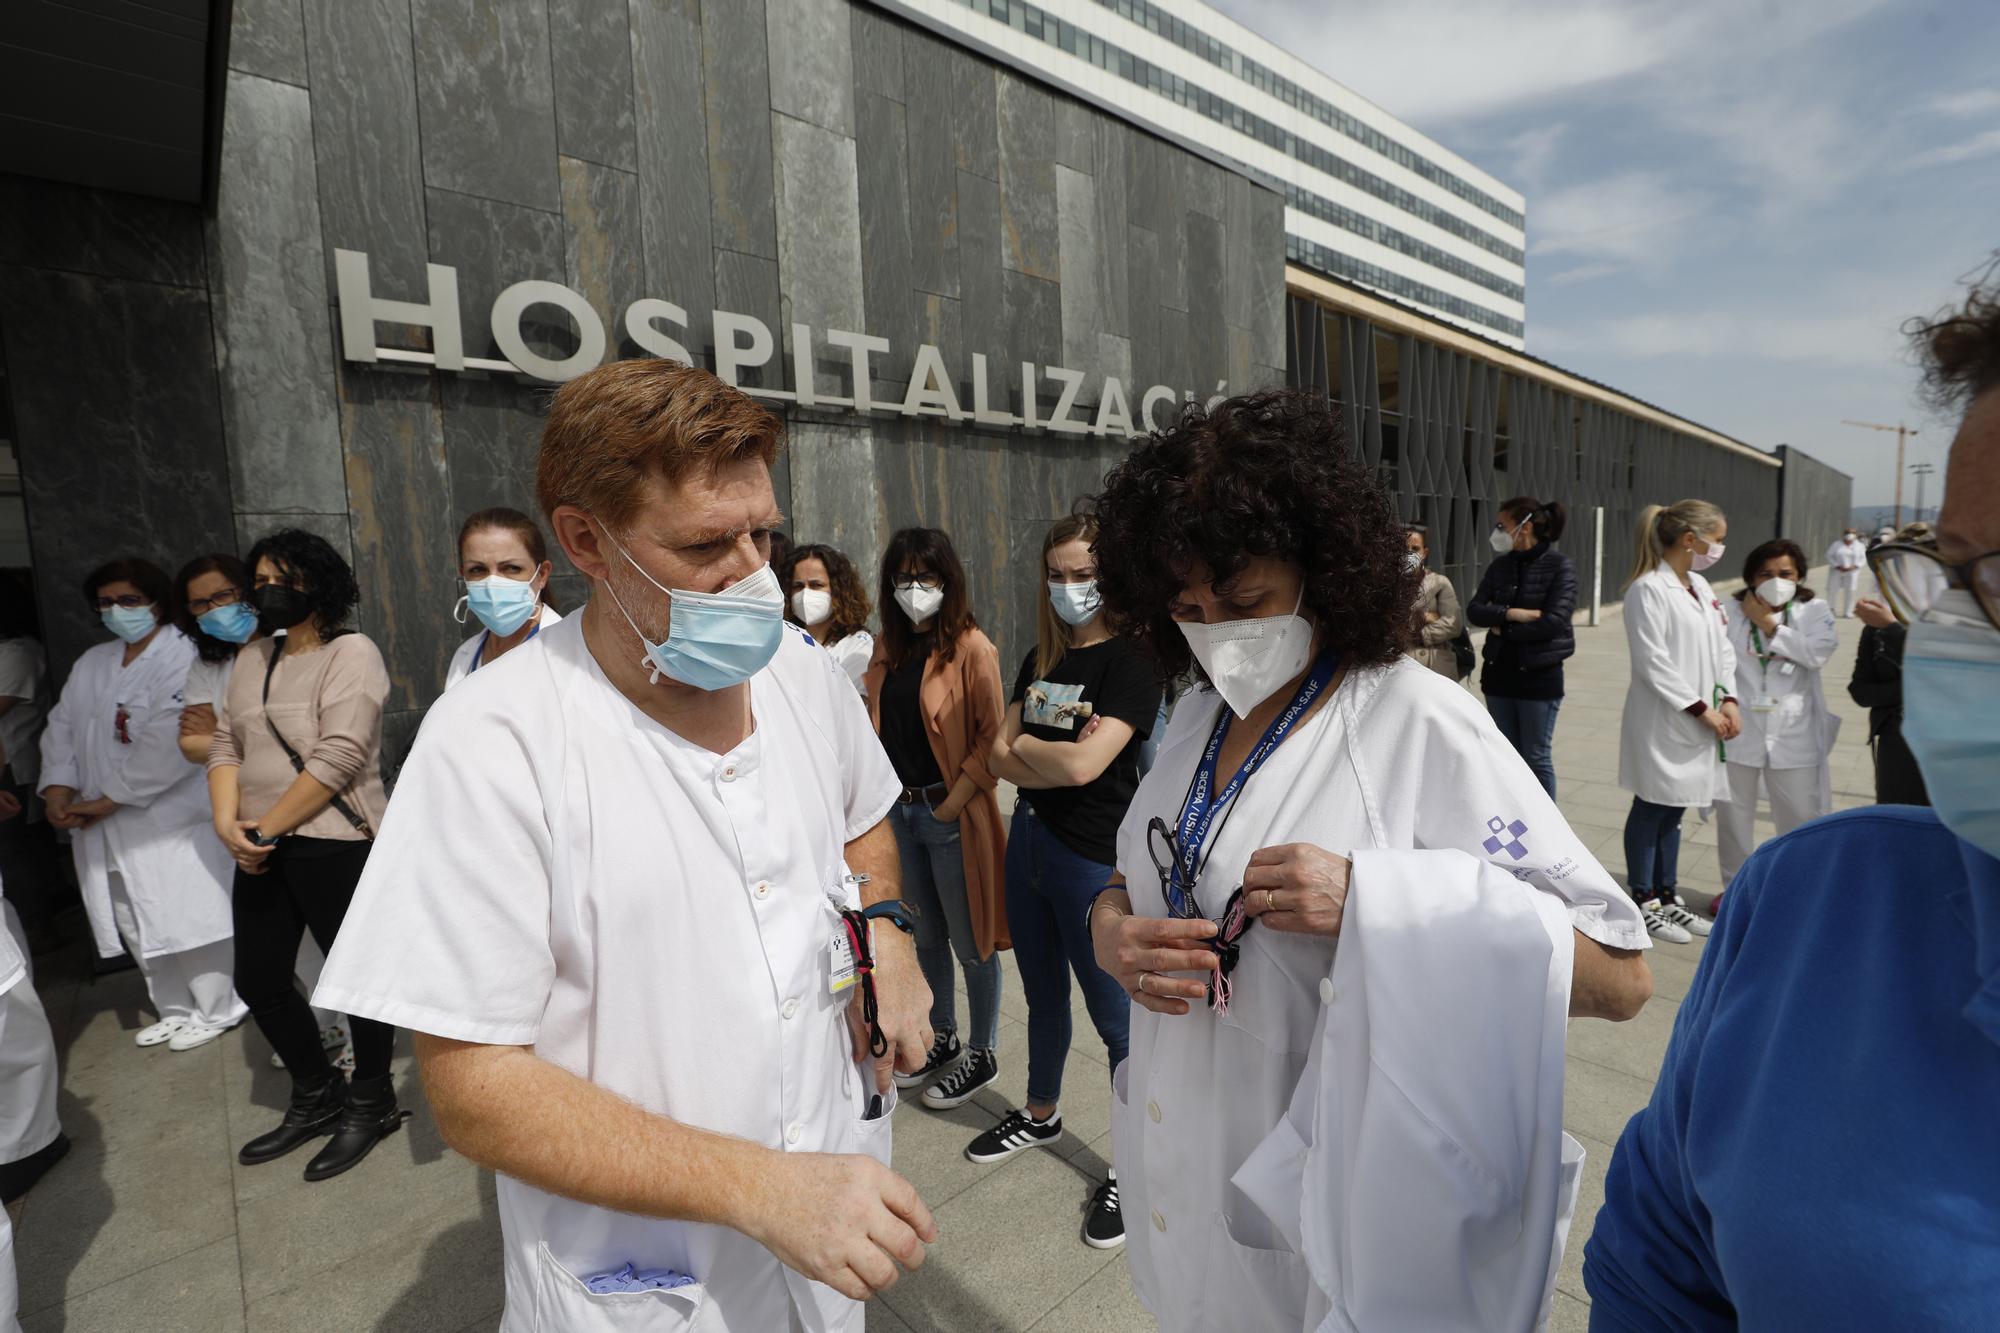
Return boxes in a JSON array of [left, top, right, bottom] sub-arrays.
[[174, 553, 253, 663], [782, 543, 872, 642], [244, 528, 359, 639], [1907, 253, 2000, 413], [1088, 388, 1416, 681]]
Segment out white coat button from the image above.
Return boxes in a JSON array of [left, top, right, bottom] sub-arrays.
[[754, 881, 771, 900], [786, 1123, 802, 1146], [1319, 977, 1335, 1006], [1147, 1100, 1161, 1124], [721, 765, 738, 782], [782, 998, 799, 1020], [1151, 1210, 1167, 1233]]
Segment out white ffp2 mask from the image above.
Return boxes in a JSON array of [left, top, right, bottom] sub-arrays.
[[1756, 577, 1797, 608], [1178, 589, 1314, 719], [792, 588, 833, 626], [895, 585, 945, 624]]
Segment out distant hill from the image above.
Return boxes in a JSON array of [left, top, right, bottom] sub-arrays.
[[1850, 505, 1938, 532]]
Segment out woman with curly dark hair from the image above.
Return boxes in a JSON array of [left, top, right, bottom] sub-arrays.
[[783, 542, 874, 695], [1082, 388, 1651, 1330], [209, 529, 401, 1182]]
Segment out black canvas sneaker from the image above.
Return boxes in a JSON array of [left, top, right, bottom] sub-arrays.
[[921, 1046, 998, 1109], [894, 1031, 963, 1090], [1084, 1175, 1125, 1249], [964, 1108, 1064, 1162]]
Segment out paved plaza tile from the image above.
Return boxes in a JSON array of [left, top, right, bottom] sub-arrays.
[[11, 573, 1881, 1330]]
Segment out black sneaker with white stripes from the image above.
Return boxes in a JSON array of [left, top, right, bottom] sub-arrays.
[[921, 1046, 998, 1109], [894, 1031, 962, 1090], [964, 1108, 1063, 1163], [1084, 1175, 1124, 1249]]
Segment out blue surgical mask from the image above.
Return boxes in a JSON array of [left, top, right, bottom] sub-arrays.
[[601, 537, 785, 690], [101, 604, 158, 644], [1902, 589, 2000, 858], [1048, 579, 1101, 627], [464, 575, 540, 637], [197, 601, 260, 644]]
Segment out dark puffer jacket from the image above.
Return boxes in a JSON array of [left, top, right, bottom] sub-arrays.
[[1466, 543, 1578, 699]]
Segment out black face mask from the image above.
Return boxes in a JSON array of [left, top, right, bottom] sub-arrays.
[[252, 585, 314, 631]]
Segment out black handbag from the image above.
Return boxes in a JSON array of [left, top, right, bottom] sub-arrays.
[[1450, 626, 1476, 681]]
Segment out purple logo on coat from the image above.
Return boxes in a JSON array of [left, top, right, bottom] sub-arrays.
[[1483, 815, 1529, 861]]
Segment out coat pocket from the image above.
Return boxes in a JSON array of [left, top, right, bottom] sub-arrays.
[[533, 1242, 707, 1333], [1200, 1210, 1312, 1331]]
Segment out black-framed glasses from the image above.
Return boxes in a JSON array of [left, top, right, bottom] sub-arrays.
[[1147, 817, 1204, 919], [891, 572, 942, 591], [185, 586, 244, 617], [1868, 542, 2000, 631], [92, 594, 153, 611]]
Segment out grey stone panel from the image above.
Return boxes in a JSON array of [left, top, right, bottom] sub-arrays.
[[380, 707, 426, 785], [632, 0, 715, 362], [929, 431, 1010, 642], [902, 31, 960, 300], [1124, 134, 1185, 313], [1178, 153, 1225, 221], [1226, 324, 1253, 398], [766, 0, 855, 137], [995, 74, 1058, 282], [855, 91, 916, 398], [714, 249, 785, 392], [425, 187, 568, 364], [915, 292, 964, 404], [226, 0, 307, 85], [304, 0, 430, 295], [1055, 99, 1095, 174], [0, 268, 234, 677], [0, 174, 206, 288], [1185, 211, 1225, 387], [949, 46, 999, 180], [440, 375, 549, 532], [785, 418, 882, 567], [850, 4, 905, 102], [1124, 224, 1160, 389], [208, 73, 346, 517], [1055, 165, 1101, 376], [549, 0, 639, 171], [701, 0, 778, 262], [234, 513, 354, 568], [1248, 189, 1287, 373], [1090, 119, 1130, 341], [1154, 306, 1192, 409], [335, 362, 458, 711], [955, 170, 1005, 381], [1222, 173, 1257, 333], [560, 158, 646, 360], [1003, 271, 1062, 381], [1097, 332, 1134, 399], [410, 0, 561, 212], [771, 115, 865, 398]]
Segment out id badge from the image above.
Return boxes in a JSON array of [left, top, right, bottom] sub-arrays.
[[830, 923, 860, 994], [1750, 695, 1779, 714]]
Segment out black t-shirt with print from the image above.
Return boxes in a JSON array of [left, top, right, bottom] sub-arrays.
[[1010, 636, 1163, 866]]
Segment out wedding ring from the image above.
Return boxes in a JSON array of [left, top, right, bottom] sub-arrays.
[[1265, 889, 1277, 913], [1136, 971, 1153, 995]]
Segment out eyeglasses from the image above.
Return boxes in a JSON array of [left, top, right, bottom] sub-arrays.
[[93, 594, 153, 611], [891, 573, 942, 591], [1868, 542, 2000, 631], [1148, 817, 1232, 921], [184, 586, 244, 616]]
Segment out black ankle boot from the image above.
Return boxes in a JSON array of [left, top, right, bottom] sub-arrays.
[[239, 1075, 346, 1165], [0, 1132, 71, 1204], [303, 1075, 410, 1182]]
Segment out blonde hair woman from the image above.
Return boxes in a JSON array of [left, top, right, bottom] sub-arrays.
[[1618, 500, 1740, 943]]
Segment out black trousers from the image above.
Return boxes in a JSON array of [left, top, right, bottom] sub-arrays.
[[233, 837, 393, 1083], [1872, 726, 1931, 808]]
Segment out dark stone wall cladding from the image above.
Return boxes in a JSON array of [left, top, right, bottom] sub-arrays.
[[0, 0, 1285, 776]]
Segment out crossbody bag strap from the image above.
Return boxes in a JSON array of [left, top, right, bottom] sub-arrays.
[[261, 641, 373, 838]]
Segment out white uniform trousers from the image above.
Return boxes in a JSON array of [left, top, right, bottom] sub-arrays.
[[107, 873, 246, 1029], [1, 904, 61, 1172], [1718, 763, 1826, 886], [1828, 569, 1862, 617]]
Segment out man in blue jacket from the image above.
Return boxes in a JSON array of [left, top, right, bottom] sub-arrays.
[[1584, 268, 2000, 1329]]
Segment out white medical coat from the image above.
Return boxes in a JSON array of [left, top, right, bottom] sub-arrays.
[[1618, 565, 1737, 808], [1110, 657, 1646, 1333], [317, 618, 903, 1333], [444, 604, 564, 689], [39, 631, 236, 960], [1825, 538, 1867, 575], [1, 898, 61, 1169], [824, 630, 874, 698], [1722, 596, 1841, 774]]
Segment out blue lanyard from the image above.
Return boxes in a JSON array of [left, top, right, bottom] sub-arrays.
[[1167, 652, 1339, 916], [469, 615, 542, 674]]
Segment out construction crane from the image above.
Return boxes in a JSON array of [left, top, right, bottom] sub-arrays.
[[1910, 461, 1938, 523], [1841, 420, 1919, 528]]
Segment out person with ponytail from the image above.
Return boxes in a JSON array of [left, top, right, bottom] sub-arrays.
[[1466, 497, 1577, 796], [1617, 500, 1740, 943], [446, 508, 562, 688], [782, 542, 875, 696]]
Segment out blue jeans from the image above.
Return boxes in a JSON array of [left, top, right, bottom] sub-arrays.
[[1004, 805, 1130, 1105], [1136, 694, 1172, 778], [1622, 797, 1686, 904], [1486, 694, 1561, 799], [887, 801, 1002, 1051]]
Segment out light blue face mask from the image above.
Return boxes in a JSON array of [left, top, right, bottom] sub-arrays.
[[101, 604, 158, 645], [197, 601, 260, 644], [1047, 578, 1102, 627], [463, 575, 540, 638], [1902, 588, 2000, 858], [601, 537, 785, 690]]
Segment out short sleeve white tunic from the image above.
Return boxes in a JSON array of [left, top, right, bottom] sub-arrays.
[[316, 617, 902, 1333]]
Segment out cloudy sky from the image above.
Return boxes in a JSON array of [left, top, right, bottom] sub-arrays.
[[1209, 0, 1998, 509]]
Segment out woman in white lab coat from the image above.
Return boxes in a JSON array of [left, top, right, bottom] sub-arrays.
[[39, 558, 244, 1051], [1082, 390, 1653, 1332], [1717, 539, 1840, 889], [783, 543, 875, 697], [445, 508, 563, 689], [1617, 501, 1741, 945]]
